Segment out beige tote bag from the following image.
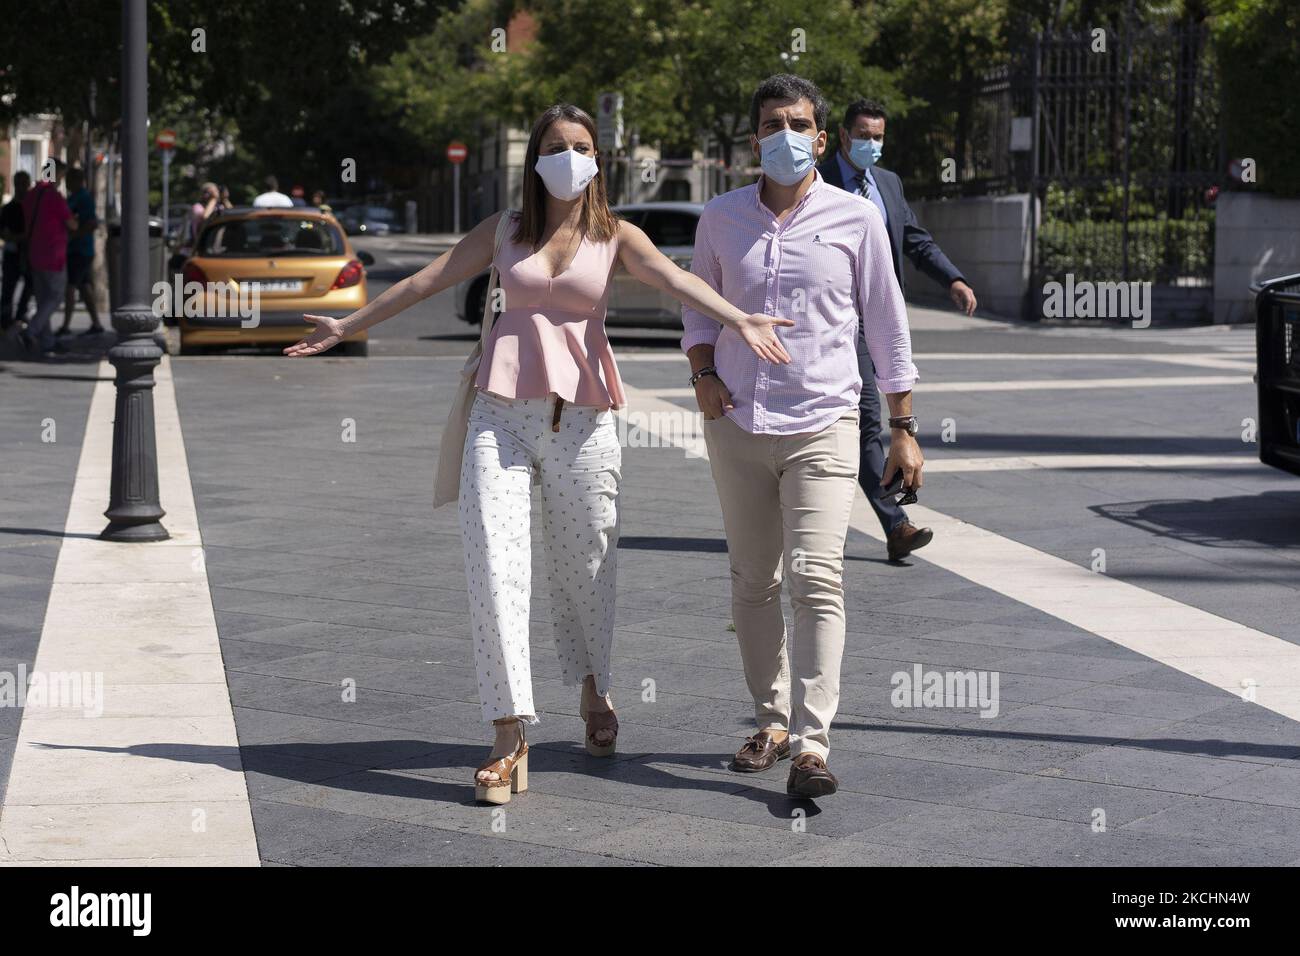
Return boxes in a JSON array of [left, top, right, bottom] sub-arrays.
[[433, 210, 514, 508]]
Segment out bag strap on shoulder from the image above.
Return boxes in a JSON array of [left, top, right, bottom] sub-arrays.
[[479, 210, 515, 339]]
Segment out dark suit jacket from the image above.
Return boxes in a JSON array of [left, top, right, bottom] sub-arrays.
[[818, 156, 964, 295]]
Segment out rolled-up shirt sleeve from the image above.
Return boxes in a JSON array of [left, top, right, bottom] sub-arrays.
[[680, 205, 723, 354], [857, 203, 919, 393]]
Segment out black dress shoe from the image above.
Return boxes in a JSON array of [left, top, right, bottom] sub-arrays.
[[786, 753, 838, 797], [887, 521, 934, 561], [731, 731, 791, 772]]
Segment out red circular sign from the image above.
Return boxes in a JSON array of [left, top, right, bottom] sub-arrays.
[[156, 129, 177, 150], [446, 141, 468, 164]]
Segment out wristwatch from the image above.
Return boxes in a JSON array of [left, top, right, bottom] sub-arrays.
[[889, 416, 919, 436]]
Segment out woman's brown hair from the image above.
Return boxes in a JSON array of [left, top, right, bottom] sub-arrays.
[[513, 103, 618, 247]]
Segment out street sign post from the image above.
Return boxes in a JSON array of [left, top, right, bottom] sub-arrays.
[[447, 141, 467, 234], [156, 129, 175, 277], [596, 93, 623, 152], [596, 93, 623, 202]]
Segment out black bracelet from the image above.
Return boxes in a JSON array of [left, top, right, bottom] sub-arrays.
[[689, 366, 718, 387]]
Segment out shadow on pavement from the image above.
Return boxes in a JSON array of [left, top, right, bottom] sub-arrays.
[[1091, 491, 1300, 549], [926, 432, 1252, 457], [832, 721, 1300, 761], [30, 715, 1298, 820], [621, 534, 887, 564], [0, 527, 102, 540]]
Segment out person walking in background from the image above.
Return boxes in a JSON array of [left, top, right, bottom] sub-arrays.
[[19, 160, 78, 357], [685, 75, 923, 798], [284, 103, 791, 806], [818, 98, 975, 562], [310, 190, 332, 214], [1, 170, 34, 335], [56, 167, 104, 337], [252, 175, 293, 208], [170, 181, 220, 271]]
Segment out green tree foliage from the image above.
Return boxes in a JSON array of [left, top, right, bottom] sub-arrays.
[[1211, 0, 1300, 197], [372, 0, 905, 170], [0, 1, 453, 199]]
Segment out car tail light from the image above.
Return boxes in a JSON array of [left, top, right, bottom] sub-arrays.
[[331, 259, 364, 290], [182, 261, 207, 286]]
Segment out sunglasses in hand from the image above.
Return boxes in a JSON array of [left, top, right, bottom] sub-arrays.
[[876, 472, 918, 506]]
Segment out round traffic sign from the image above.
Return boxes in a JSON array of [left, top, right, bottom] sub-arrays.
[[156, 129, 177, 150], [446, 141, 468, 164]]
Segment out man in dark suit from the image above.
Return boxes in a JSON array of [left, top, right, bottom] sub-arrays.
[[819, 98, 978, 562]]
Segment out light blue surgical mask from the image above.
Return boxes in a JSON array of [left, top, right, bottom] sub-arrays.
[[759, 129, 817, 186], [849, 137, 883, 170]]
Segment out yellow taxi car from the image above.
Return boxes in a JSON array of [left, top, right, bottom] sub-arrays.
[[178, 207, 373, 355]]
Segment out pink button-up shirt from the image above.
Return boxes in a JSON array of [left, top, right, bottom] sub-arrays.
[[681, 171, 917, 435]]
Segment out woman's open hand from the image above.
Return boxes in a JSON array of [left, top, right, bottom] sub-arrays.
[[284, 314, 346, 357], [730, 312, 794, 364]]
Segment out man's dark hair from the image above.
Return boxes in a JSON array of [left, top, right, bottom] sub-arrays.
[[843, 99, 888, 130], [13, 170, 30, 188], [750, 73, 828, 134], [264, 175, 279, 191]]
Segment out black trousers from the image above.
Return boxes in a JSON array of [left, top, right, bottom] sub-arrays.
[[856, 331, 908, 535], [1, 251, 33, 327]]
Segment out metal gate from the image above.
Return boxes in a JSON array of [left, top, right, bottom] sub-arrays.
[[1028, 23, 1222, 320]]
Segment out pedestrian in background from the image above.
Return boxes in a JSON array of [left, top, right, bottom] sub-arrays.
[[310, 190, 332, 214], [0, 170, 34, 335], [285, 102, 791, 806], [685, 75, 923, 798], [57, 167, 105, 337], [820, 99, 975, 561], [170, 181, 220, 271], [19, 160, 78, 357], [252, 175, 293, 208]]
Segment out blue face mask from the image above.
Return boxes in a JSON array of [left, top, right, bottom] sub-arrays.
[[759, 129, 817, 186], [848, 137, 883, 170]]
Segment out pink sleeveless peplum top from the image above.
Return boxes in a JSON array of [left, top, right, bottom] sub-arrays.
[[475, 217, 627, 409]]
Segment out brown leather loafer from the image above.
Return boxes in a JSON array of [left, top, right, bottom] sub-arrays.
[[786, 753, 838, 797], [731, 731, 791, 773], [887, 521, 934, 561]]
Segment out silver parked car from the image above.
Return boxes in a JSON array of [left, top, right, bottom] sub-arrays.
[[454, 201, 703, 329]]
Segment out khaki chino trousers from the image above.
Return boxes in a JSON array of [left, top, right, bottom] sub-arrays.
[[702, 410, 860, 761]]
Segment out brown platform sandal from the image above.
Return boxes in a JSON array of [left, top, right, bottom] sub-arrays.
[[579, 682, 618, 758], [474, 719, 528, 805]]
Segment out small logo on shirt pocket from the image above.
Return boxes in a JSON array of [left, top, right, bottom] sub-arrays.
[[813, 234, 822, 243]]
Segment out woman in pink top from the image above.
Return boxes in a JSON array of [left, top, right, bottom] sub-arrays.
[[286, 104, 791, 804]]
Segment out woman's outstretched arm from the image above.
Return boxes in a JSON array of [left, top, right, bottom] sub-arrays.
[[285, 211, 506, 356], [615, 219, 792, 365]]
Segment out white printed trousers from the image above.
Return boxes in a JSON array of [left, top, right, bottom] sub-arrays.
[[459, 390, 622, 724]]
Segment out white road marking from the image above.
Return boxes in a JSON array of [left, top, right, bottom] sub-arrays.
[[916, 375, 1252, 393], [620, 381, 1300, 724], [0, 358, 259, 866], [641, 375, 1250, 399], [923, 453, 1259, 473]]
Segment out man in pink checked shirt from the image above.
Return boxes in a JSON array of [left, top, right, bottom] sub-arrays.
[[682, 74, 924, 799]]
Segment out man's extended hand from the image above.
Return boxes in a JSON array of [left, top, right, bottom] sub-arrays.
[[882, 430, 925, 493], [949, 280, 977, 316]]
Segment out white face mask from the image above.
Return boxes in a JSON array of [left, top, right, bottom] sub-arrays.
[[534, 149, 598, 201]]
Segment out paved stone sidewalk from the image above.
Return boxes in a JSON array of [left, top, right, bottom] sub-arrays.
[[0, 344, 105, 807], [164, 320, 1300, 866]]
